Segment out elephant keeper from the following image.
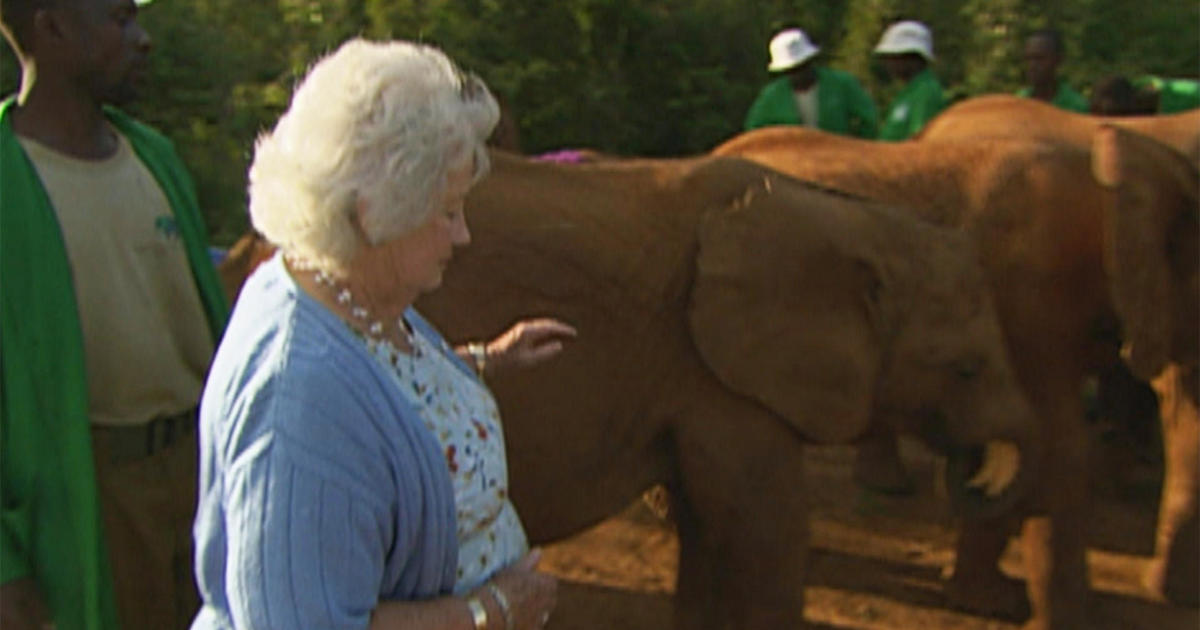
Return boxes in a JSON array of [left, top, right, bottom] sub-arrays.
[[743, 27, 878, 138], [192, 38, 575, 630]]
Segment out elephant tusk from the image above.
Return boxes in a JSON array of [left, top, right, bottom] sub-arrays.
[[965, 440, 1020, 497]]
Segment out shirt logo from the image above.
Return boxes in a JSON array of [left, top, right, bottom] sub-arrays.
[[154, 215, 180, 241]]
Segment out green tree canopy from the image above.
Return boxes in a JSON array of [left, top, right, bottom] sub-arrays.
[[2, 0, 1195, 244]]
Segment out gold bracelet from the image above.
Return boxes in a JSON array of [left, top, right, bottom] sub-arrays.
[[466, 342, 488, 378], [485, 582, 515, 630], [466, 596, 488, 630]]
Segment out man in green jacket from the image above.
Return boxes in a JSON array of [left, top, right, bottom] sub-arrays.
[[0, 1, 228, 629], [744, 27, 878, 138], [873, 20, 946, 141], [1017, 28, 1089, 113], [1089, 74, 1200, 115], [1133, 75, 1200, 113]]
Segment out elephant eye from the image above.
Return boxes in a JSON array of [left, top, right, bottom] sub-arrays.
[[952, 357, 983, 380]]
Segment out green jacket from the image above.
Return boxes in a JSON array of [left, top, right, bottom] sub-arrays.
[[1016, 81, 1089, 113], [0, 98, 228, 630], [1135, 75, 1200, 113], [744, 67, 879, 138], [878, 68, 946, 141]]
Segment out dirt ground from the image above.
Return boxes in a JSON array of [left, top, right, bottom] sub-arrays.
[[535, 434, 1200, 630]]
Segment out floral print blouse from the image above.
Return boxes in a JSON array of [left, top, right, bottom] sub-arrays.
[[363, 318, 529, 593]]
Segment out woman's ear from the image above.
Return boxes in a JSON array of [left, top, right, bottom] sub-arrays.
[[351, 196, 374, 244]]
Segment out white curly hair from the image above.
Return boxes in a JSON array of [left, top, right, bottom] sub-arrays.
[[248, 38, 500, 274]]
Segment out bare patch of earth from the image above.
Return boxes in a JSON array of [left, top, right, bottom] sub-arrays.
[[537, 436, 1198, 630]]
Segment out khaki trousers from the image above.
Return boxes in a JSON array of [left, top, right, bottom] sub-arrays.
[[91, 423, 200, 630]]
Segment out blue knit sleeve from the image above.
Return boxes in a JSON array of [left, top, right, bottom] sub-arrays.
[[222, 437, 393, 630], [194, 262, 458, 627]]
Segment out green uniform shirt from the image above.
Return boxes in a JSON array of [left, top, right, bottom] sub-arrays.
[[1135, 75, 1200, 113], [0, 98, 228, 630], [878, 68, 946, 141], [744, 67, 879, 138], [1016, 81, 1089, 113]]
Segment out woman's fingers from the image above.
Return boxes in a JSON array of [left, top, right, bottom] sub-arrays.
[[489, 318, 577, 371], [518, 547, 543, 570], [511, 319, 577, 352], [522, 318, 578, 340]]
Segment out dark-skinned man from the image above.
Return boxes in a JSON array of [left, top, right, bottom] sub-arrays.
[[1133, 74, 1200, 113], [0, 0, 228, 628], [873, 20, 946, 141], [1017, 28, 1089, 113], [744, 27, 878, 138]]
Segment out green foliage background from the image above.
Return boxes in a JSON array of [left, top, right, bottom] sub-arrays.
[[2, 0, 1196, 245]]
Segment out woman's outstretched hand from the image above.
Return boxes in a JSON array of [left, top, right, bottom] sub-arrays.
[[484, 318, 577, 375]]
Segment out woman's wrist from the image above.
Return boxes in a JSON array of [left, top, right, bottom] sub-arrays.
[[465, 594, 488, 630], [465, 342, 490, 379], [464, 581, 511, 630], [485, 581, 515, 630]]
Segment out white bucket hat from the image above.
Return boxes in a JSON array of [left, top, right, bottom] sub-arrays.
[[768, 28, 820, 72], [874, 20, 935, 61]]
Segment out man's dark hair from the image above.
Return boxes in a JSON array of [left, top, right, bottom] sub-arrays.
[[1028, 28, 1065, 56], [1090, 75, 1158, 115]]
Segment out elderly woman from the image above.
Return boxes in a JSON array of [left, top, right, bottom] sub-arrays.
[[192, 39, 573, 630]]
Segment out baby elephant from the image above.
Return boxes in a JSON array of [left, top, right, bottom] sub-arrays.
[[414, 151, 1039, 629]]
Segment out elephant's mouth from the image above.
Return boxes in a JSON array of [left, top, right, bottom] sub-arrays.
[[945, 440, 1033, 521]]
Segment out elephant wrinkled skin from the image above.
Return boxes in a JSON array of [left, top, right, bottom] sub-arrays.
[[412, 152, 1039, 629], [713, 126, 1199, 629]]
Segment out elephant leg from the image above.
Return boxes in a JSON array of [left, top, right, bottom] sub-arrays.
[[1156, 511, 1199, 606], [672, 399, 810, 629], [672, 497, 721, 629], [1095, 361, 1162, 462], [944, 517, 1027, 619], [853, 424, 915, 495], [1144, 363, 1199, 606], [1019, 397, 1092, 630]]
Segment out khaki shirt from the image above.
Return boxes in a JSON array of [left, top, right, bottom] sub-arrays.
[[20, 133, 213, 426]]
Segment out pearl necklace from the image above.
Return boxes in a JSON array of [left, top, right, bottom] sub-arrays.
[[286, 255, 406, 344]]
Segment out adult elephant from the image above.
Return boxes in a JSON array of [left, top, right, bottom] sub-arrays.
[[922, 97, 1200, 608], [918, 94, 1200, 164], [713, 126, 1198, 629]]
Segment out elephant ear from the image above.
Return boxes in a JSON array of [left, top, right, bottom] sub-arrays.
[[687, 176, 884, 444], [1093, 125, 1200, 379]]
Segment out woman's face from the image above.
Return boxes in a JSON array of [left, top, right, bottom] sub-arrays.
[[368, 157, 475, 295]]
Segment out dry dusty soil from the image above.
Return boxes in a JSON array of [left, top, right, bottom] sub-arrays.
[[535, 435, 1200, 630]]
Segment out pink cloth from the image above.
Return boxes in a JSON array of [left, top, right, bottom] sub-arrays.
[[533, 149, 589, 163]]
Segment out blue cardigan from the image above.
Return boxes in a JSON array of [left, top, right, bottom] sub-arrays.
[[192, 254, 465, 629]]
